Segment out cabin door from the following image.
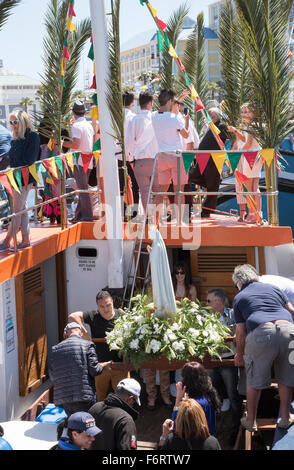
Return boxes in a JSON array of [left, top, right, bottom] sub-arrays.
[[15, 264, 47, 396]]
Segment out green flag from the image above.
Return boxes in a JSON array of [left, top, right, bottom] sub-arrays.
[[73, 152, 80, 165], [92, 93, 98, 106], [55, 156, 64, 177], [88, 43, 94, 61], [157, 31, 165, 53], [14, 168, 22, 190], [182, 153, 195, 174], [228, 152, 242, 175], [93, 139, 101, 151]]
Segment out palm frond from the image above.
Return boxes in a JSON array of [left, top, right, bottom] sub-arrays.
[[160, 3, 189, 90], [0, 0, 20, 31], [234, 0, 293, 147]]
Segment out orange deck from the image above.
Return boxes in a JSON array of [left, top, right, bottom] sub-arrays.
[[0, 214, 292, 283]]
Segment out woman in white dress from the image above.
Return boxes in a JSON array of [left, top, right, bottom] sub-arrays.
[[228, 103, 263, 223]]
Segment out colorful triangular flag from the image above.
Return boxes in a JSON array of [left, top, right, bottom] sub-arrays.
[[156, 17, 167, 31], [259, 149, 274, 167], [6, 169, 20, 193], [211, 152, 227, 175], [182, 153, 195, 174], [196, 153, 211, 175], [28, 164, 41, 185], [81, 153, 93, 174], [243, 151, 259, 170], [228, 152, 242, 174]]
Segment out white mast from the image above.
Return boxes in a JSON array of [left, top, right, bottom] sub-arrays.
[[89, 0, 124, 289]]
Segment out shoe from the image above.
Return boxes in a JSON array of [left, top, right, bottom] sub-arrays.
[[0, 242, 10, 252], [240, 416, 258, 432], [277, 414, 294, 429], [221, 398, 230, 412], [69, 217, 78, 224], [9, 242, 30, 252]]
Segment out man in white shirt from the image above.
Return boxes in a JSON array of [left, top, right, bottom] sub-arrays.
[[117, 92, 139, 220], [259, 274, 294, 305], [63, 101, 94, 222], [127, 92, 160, 214], [178, 103, 200, 151], [151, 90, 190, 222]]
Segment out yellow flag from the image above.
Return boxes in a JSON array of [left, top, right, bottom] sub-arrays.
[[61, 59, 65, 77], [6, 170, 20, 193], [48, 158, 59, 179], [93, 151, 101, 163], [211, 152, 227, 175], [29, 164, 41, 184], [190, 84, 198, 100], [260, 149, 275, 167], [66, 153, 74, 172], [46, 176, 54, 185], [168, 45, 178, 59], [210, 121, 221, 136], [148, 3, 157, 17], [67, 17, 76, 32], [88, 106, 99, 121]]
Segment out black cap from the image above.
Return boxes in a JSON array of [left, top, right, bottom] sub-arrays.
[[72, 100, 86, 115]]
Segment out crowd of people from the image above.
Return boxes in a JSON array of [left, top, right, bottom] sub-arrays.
[[0, 89, 268, 251], [46, 265, 294, 451]]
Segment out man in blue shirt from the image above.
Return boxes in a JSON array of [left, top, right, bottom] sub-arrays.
[[233, 264, 294, 432]]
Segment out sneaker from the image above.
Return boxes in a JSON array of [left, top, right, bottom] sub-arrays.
[[221, 398, 230, 412], [277, 414, 294, 429], [241, 416, 258, 432]]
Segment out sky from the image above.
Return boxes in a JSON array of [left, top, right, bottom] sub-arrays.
[[0, 0, 215, 89]]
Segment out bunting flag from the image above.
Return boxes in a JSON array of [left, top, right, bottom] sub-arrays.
[[68, 2, 76, 17], [211, 152, 227, 175], [210, 122, 221, 136], [73, 152, 80, 166], [196, 153, 211, 175], [6, 170, 20, 193], [184, 71, 191, 86], [157, 31, 165, 52], [61, 154, 70, 175], [67, 17, 76, 32], [235, 170, 249, 184], [176, 57, 186, 72], [88, 43, 94, 61], [28, 164, 41, 185], [93, 151, 101, 163], [14, 168, 22, 191], [63, 46, 70, 59], [182, 153, 195, 174], [156, 18, 167, 31], [0, 174, 12, 195], [195, 96, 204, 112], [260, 148, 274, 167], [66, 153, 74, 173], [228, 152, 242, 174], [243, 151, 259, 169], [54, 156, 64, 177], [148, 3, 157, 17], [168, 44, 178, 59], [42, 160, 57, 180], [21, 167, 30, 191], [88, 106, 99, 120], [81, 153, 93, 174], [189, 84, 198, 100], [93, 139, 101, 152]]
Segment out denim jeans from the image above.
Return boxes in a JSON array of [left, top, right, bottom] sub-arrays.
[[6, 184, 32, 239]]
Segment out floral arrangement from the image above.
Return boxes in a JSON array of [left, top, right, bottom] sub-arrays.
[[106, 295, 232, 370]]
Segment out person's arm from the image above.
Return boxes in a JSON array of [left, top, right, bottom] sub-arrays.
[[115, 417, 138, 450], [67, 311, 91, 339], [285, 301, 294, 320], [234, 322, 246, 367], [158, 419, 173, 449], [227, 126, 246, 143], [22, 132, 40, 165], [87, 343, 111, 376], [62, 137, 81, 150], [189, 285, 197, 302], [179, 113, 190, 139]]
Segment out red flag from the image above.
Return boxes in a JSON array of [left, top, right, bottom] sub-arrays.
[[61, 154, 70, 175], [90, 75, 97, 90], [0, 174, 12, 195], [195, 96, 204, 112], [63, 46, 70, 59], [124, 176, 134, 206], [21, 167, 30, 190], [243, 151, 258, 169], [42, 160, 57, 180], [196, 153, 211, 175], [176, 58, 186, 72], [156, 17, 167, 31], [216, 134, 225, 150], [68, 3, 76, 16], [235, 170, 249, 184], [81, 153, 93, 174]]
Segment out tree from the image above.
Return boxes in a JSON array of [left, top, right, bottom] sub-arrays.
[[19, 97, 33, 112], [0, 0, 20, 31], [35, 0, 91, 148]]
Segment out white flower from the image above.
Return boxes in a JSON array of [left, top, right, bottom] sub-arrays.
[[202, 330, 209, 337], [150, 339, 161, 353], [171, 323, 179, 331], [130, 339, 139, 350], [188, 328, 200, 339], [173, 341, 185, 352]]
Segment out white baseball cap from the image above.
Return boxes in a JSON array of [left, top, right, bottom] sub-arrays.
[[117, 378, 141, 406]]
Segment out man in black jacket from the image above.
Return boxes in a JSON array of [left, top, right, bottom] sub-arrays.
[[50, 322, 111, 416], [89, 378, 141, 450], [188, 107, 228, 218]]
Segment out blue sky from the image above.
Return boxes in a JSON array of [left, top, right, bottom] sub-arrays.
[[0, 0, 215, 89]]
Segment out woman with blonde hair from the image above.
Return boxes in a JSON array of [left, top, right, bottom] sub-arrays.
[[158, 399, 221, 450], [228, 103, 263, 223], [0, 109, 40, 251]]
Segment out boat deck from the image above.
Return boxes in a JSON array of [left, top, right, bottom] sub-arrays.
[[0, 214, 292, 283]]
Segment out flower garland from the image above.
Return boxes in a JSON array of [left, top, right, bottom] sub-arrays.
[[106, 295, 231, 370]]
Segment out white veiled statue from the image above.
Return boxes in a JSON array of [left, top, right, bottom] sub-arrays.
[[149, 228, 177, 319]]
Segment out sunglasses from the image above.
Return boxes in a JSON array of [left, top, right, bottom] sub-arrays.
[[175, 270, 185, 275], [10, 120, 19, 125]]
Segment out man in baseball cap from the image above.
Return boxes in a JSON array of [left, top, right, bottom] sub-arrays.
[[116, 378, 141, 406], [51, 412, 102, 450]]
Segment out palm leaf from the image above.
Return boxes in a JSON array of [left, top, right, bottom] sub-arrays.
[[0, 0, 20, 31]]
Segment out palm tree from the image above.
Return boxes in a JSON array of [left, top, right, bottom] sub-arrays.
[[0, 0, 20, 31], [160, 3, 189, 91], [19, 97, 33, 112], [219, 0, 250, 126], [35, 0, 91, 148], [234, 0, 293, 224]]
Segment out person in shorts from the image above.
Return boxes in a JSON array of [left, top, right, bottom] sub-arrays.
[[233, 264, 294, 432]]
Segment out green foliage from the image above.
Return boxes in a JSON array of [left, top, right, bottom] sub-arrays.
[[0, 0, 20, 31], [106, 295, 231, 371]]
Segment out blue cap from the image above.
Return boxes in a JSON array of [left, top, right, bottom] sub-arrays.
[[68, 412, 102, 437], [0, 437, 13, 450]]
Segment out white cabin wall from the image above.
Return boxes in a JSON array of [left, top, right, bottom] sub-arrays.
[[264, 243, 294, 279], [65, 240, 134, 314]]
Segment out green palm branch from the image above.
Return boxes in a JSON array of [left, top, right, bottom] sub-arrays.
[[0, 0, 20, 31], [175, 13, 208, 135], [160, 3, 189, 91], [35, 0, 91, 148], [219, 1, 250, 127], [235, 0, 293, 148]]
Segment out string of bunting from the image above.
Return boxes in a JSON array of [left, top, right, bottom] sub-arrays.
[[139, 0, 224, 151], [0, 152, 101, 194], [87, 33, 101, 152]]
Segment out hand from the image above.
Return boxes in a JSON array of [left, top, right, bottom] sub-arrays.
[[101, 361, 112, 371], [227, 126, 236, 134], [234, 353, 244, 367], [178, 89, 190, 102], [175, 381, 186, 405], [146, 245, 152, 254], [162, 419, 173, 437]]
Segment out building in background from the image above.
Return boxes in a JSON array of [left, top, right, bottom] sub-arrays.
[[0, 60, 40, 127]]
